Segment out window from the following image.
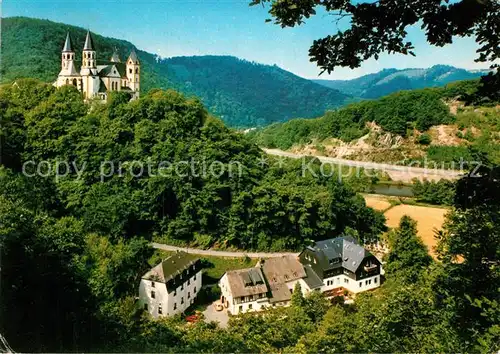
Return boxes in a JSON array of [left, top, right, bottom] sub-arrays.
[[188, 292, 191, 299], [174, 289, 177, 296], [344, 278, 349, 284], [374, 277, 378, 284], [187, 279, 190, 285], [181, 297, 184, 304], [129, 68, 132, 74], [158, 304, 162, 315], [151, 291, 155, 299], [239, 305, 243, 312], [181, 285, 184, 291], [194, 274, 196, 281], [174, 303, 177, 310], [151, 281, 155, 288], [248, 304, 253, 310], [359, 282, 362, 288], [135, 68, 139, 74], [194, 286, 197, 293], [143, 304, 148, 311]]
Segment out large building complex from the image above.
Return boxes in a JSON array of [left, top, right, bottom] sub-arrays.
[[54, 31, 140, 101], [219, 236, 382, 315]]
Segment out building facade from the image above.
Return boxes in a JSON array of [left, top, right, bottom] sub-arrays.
[[54, 31, 140, 102], [139, 252, 202, 318], [219, 236, 382, 315]]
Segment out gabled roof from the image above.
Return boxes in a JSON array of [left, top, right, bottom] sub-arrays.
[[127, 49, 140, 64], [62, 32, 74, 52], [309, 236, 373, 273], [225, 268, 268, 298], [142, 251, 199, 283], [302, 264, 324, 289], [110, 49, 121, 63], [261, 256, 307, 303], [83, 30, 95, 51]]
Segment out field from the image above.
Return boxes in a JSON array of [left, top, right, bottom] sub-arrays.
[[363, 194, 393, 212], [383, 204, 448, 257], [363, 194, 449, 257]]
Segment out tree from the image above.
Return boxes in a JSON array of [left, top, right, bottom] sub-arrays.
[[385, 215, 433, 283], [250, 0, 500, 77], [291, 282, 305, 308], [434, 165, 500, 349]]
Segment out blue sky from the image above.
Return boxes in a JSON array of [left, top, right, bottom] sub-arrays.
[[3, 0, 489, 80]]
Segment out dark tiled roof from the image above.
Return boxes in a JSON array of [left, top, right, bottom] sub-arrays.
[[302, 265, 323, 289], [312, 236, 371, 273], [142, 251, 200, 283], [83, 30, 95, 51], [62, 32, 74, 52]]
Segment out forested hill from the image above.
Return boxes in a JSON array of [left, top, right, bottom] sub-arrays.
[[314, 65, 489, 99], [0, 16, 351, 127]]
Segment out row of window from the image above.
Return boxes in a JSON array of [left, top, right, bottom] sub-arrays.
[[128, 68, 140, 74], [359, 277, 377, 287], [236, 293, 266, 304], [150, 287, 197, 300], [84, 52, 95, 59], [62, 54, 75, 60]]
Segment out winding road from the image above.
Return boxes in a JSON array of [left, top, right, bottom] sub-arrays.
[[263, 148, 464, 182], [152, 242, 299, 258]]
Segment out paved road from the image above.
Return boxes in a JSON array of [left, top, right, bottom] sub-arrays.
[[263, 148, 464, 182], [152, 243, 299, 258]]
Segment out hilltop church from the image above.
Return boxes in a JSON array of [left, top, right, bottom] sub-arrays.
[[54, 31, 140, 101]]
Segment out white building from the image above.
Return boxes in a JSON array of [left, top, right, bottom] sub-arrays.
[[219, 236, 382, 315], [54, 31, 140, 102], [139, 251, 202, 318], [299, 236, 382, 295]]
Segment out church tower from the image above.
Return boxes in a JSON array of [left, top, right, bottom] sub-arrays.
[[82, 30, 97, 70], [126, 49, 140, 99], [56, 32, 81, 90], [80, 30, 100, 100], [61, 32, 75, 71]]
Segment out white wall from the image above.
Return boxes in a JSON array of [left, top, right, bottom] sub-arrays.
[[219, 274, 269, 315], [322, 274, 380, 294], [139, 269, 203, 318]]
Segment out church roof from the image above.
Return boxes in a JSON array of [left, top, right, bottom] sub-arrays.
[[110, 49, 121, 63], [62, 32, 74, 52], [128, 49, 140, 64], [83, 30, 95, 51], [97, 63, 127, 78]]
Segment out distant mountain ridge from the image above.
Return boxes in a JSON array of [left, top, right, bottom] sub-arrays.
[[313, 65, 490, 99], [0, 17, 351, 128]]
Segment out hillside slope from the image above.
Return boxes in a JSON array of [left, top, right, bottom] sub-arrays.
[[314, 65, 489, 99], [248, 82, 500, 168], [0, 17, 351, 127]]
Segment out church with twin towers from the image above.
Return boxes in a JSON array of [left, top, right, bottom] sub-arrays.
[[54, 30, 141, 102]]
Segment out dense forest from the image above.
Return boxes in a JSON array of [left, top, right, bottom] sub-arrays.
[[249, 80, 500, 167], [0, 16, 350, 127], [314, 65, 488, 99], [0, 79, 499, 352]]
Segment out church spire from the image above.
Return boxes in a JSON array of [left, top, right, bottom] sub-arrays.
[[110, 47, 121, 63], [62, 32, 73, 52], [83, 30, 95, 51]]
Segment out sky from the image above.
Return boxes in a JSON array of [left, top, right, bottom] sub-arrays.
[[2, 0, 490, 80]]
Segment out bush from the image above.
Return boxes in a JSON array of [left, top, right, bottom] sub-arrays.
[[417, 133, 432, 145]]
